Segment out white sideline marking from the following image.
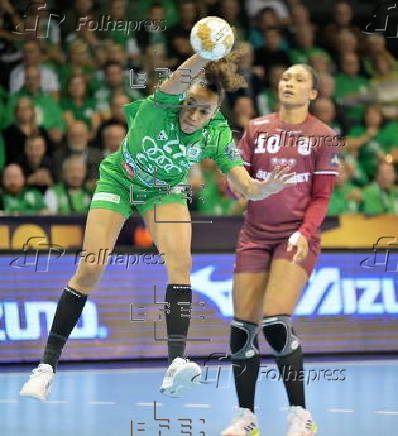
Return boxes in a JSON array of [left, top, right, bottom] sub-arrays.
[[327, 409, 354, 413], [184, 403, 211, 408], [136, 402, 163, 407], [375, 411, 398, 415], [88, 401, 115, 405]]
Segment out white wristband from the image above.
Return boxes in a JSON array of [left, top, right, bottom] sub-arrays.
[[288, 231, 300, 246]]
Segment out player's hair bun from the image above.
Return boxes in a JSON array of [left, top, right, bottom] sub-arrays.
[[203, 51, 248, 94]]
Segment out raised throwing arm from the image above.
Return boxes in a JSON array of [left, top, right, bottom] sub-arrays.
[[159, 54, 209, 96]]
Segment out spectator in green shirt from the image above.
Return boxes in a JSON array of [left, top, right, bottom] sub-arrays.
[[327, 161, 362, 215], [308, 51, 333, 75], [345, 104, 397, 180], [197, 163, 246, 216], [101, 0, 142, 66], [44, 156, 92, 214], [5, 66, 65, 143], [288, 25, 329, 65], [94, 62, 142, 115], [0, 164, 46, 215], [61, 74, 100, 138], [362, 34, 398, 79], [362, 162, 398, 215], [135, 0, 178, 36], [57, 39, 99, 97], [369, 53, 398, 121], [334, 52, 369, 122]]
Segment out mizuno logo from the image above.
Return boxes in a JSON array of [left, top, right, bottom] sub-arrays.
[[191, 266, 398, 317]]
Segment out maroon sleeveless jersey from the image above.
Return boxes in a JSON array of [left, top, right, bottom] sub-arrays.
[[238, 112, 341, 239]]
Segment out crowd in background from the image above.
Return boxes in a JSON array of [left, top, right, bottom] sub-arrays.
[[0, 0, 397, 217]]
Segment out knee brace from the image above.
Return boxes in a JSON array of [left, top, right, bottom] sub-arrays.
[[262, 314, 300, 357], [230, 318, 259, 360]]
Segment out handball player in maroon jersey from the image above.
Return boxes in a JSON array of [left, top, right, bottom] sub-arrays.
[[221, 64, 341, 436]]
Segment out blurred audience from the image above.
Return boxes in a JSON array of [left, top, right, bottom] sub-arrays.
[[0, 1, 397, 216], [15, 135, 54, 193], [257, 64, 285, 115], [94, 61, 142, 115], [45, 156, 91, 214], [9, 40, 59, 98], [0, 163, 47, 214], [2, 97, 53, 164], [327, 161, 362, 215], [362, 162, 398, 215], [334, 52, 369, 123], [6, 65, 65, 143], [254, 28, 290, 74], [231, 96, 256, 132], [53, 121, 102, 188], [94, 93, 129, 148], [61, 74, 100, 137]]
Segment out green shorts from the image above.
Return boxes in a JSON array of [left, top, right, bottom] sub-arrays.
[[90, 156, 188, 218]]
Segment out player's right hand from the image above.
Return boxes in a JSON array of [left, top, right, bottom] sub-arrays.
[[247, 166, 296, 201]]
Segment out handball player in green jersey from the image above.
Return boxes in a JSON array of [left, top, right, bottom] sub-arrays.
[[20, 23, 296, 401]]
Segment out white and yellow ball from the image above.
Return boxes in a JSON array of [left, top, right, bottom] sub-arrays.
[[190, 16, 235, 60]]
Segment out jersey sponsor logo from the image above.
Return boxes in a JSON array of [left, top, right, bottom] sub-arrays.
[[137, 136, 186, 174], [270, 157, 297, 167], [157, 130, 168, 141], [255, 169, 310, 183], [92, 192, 121, 203]]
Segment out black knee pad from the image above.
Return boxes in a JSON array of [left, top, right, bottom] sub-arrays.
[[262, 314, 300, 357], [230, 318, 259, 360]]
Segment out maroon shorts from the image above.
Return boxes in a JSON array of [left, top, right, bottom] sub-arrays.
[[233, 227, 321, 277]]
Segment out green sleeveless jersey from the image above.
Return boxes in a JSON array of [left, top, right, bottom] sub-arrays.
[[103, 89, 244, 188]]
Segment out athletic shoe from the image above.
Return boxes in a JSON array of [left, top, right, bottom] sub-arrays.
[[19, 363, 54, 401], [159, 357, 201, 397], [221, 407, 260, 436], [287, 406, 318, 436]]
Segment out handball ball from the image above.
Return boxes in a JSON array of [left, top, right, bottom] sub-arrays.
[[190, 16, 234, 60]]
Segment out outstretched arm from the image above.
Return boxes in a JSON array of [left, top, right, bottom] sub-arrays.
[[159, 54, 209, 95], [227, 165, 296, 201]]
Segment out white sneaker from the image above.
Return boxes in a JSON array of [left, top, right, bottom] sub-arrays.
[[160, 357, 201, 397], [287, 406, 318, 436], [221, 407, 260, 436], [19, 363, 54, 401]]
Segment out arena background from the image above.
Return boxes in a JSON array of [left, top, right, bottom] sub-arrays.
[[0, 0, 397, 365]]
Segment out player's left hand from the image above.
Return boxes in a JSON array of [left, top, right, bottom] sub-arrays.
[[287, 233, 308, 263]]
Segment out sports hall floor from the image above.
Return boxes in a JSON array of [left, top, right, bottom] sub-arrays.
[[0, 356, 396, 436]]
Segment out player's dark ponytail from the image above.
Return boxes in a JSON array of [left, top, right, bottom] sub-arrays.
[[202, 51, 248, 102]]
